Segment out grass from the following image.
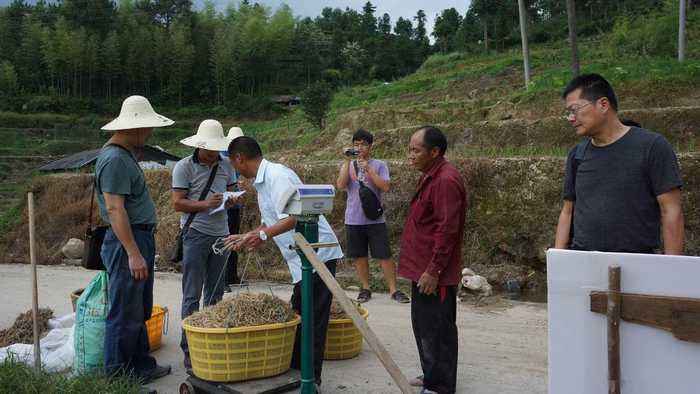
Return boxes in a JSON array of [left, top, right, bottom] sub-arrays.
[[0, 358, 141, 394]]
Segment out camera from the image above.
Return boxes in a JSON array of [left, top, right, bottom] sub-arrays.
[[344, 148, 359, 157]]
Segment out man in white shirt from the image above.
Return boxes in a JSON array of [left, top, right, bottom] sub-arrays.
[[223, 136, 343, 390]]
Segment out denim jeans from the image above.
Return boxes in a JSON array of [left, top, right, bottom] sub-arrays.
[[101, 226, 157, 377], [180, 228, 229, 356]]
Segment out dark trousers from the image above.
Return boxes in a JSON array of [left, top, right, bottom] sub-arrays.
[[226, 206, 241, 284], [180, 228, 228, 356], [290, 259, 337, 383], [101, 226, 156, 377], [411, 282, 458, 394]]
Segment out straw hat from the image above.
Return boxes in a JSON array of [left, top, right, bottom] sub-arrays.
[[101, 95, 174, 131], [180, 119, 230, 151], [226, 127, 244, 141]]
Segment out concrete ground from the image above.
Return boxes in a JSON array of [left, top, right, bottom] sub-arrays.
[[0, 264, 547, 394]]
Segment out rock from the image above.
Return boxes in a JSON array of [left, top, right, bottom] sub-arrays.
[[461, 268, 476, 277], [63, 258, 82, 266], [462, 274, 493, 297], [61, 238, 84, 259]]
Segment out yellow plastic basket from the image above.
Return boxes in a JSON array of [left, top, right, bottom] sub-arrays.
[[71, 289, 167, 353], [324, 306, 369, 360], [146, 305, 168, 351], [183, 315, 301, 383]]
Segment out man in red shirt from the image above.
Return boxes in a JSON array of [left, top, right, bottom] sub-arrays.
[[399, 126, 467, 394]]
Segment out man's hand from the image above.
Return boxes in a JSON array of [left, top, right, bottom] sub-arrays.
[[417, 271, 438, 295], [128, 253, 149, 281], [241, 231, 265, 251], [357, 158, 369, 171], [223, 234, 244, 251], [224, 194, 241, 209], [206, 193, 224, 209]]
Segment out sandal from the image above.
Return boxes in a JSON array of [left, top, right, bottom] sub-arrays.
[[391, 290, 410, 303], [410, 375, 424, 387], [357, 288, 372, 303]]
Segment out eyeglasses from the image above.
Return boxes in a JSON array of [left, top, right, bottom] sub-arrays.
[[564, 102, 593, 118], [353, 142, 370, 149]]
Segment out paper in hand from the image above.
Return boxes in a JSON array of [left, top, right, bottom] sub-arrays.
[[209, 191, 245, 215]]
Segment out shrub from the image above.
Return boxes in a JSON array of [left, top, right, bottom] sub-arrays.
[[301, 81, 333, 130]]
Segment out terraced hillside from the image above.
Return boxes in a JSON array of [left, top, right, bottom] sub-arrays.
[[1, 35, 699, 293]]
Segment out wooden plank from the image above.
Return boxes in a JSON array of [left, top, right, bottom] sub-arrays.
[[28, 192, 41, 370], [672, 310, 700, 342], [608, 266, 621, 394], [590, 292, 700, 342], [293, 233, 413, 394]]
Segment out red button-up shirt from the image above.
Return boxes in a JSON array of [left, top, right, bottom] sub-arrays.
[[398, 157, 468, 286]]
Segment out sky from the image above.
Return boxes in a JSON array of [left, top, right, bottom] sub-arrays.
[[246, 0, 472, 39], [0, 0, 472, 39]]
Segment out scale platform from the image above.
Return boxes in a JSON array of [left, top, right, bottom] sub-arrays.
[[179, 369, 301, 394]]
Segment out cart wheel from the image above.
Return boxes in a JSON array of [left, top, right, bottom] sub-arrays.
[[179, 381, 195, 394]]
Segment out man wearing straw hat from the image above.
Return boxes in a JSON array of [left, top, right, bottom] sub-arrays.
[[223, 136, 344, 391], [221, 127, 245, 291], [172, 119, 240, 369], [95, 95, 173, 384]]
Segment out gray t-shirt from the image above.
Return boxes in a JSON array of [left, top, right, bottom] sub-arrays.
[[563, 127, 683, 253], [95, 145, 157, 225], [172, 151, 237, 236]]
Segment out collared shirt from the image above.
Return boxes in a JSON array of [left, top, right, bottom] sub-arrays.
[[172, 149, 237, 236], [398, 157, 467, 286], [254, 159, 344, 283], [95, 144, 157, 225]]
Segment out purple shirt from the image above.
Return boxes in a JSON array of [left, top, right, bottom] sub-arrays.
[[344, 159, 389, 225]]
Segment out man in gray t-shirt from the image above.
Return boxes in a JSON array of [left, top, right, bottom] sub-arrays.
[[171, 120, 239, 369], [555, 74, 684, 254]]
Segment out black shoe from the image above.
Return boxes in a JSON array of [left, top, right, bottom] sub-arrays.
[[223, 285, 233, 293], [140, 364, 171, 384], [357, 288, 371, 303], [391, 290, 410, 303]]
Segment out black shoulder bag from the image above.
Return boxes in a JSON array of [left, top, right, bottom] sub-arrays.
[[353, 161, 384, 220], [81, 177, 108, 270], [170, 164, 219, 263]]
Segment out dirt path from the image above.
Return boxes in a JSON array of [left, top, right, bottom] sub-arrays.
[[0, 264, 547, 393]]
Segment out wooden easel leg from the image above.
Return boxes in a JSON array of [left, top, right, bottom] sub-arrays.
[[608, 265, 621, 394]]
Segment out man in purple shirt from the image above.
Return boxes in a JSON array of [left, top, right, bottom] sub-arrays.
[[336, 129, 410, 304]]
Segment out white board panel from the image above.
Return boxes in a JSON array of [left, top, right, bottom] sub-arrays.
[[547, 249, 700, 394]]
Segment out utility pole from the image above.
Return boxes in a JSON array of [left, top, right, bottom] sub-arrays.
[[567, 0, 580, 76], [517, 0, 531, 88], [679, 0, 687, 62]]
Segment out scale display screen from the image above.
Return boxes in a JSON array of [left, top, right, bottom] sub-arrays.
[[298, 188, 334, 196]]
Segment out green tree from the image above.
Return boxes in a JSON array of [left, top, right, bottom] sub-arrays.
[[16, 16, 45, 92], [100, 30, 121, 100], [210, 25, 235, 104], [433, 8, 463, 53], [61, 0, 115, 36], [169, 22, 194, 105], [301, 81, 333, 129], [413, 9, 430, 58], [0, 61, 19, 94], [341, 41, 368, 83]]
